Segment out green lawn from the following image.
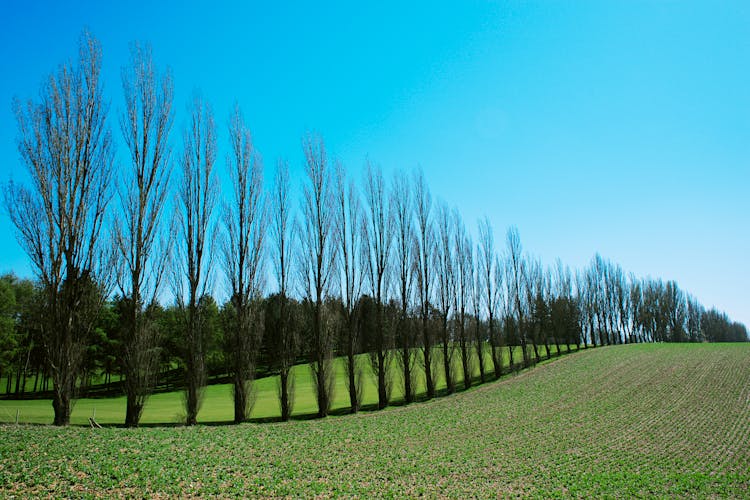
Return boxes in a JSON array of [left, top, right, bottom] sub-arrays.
[[1, 343, 748, 497], [0, 344, 561, 425]]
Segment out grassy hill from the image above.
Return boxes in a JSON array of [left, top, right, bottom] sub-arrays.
[[1, 343, 748, 497], [0, 345, 543, 425]]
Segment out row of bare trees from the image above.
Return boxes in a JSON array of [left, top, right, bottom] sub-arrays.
[[575, 254, 742, 346], [3, 32, 746, 426]]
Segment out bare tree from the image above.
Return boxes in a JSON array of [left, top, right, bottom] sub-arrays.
[[413, 170, 437, 399], [629, 274, 644, 344], [269, 159, 297, 421], [663, 280, 687, 342], [686, 294, 704, 342], [115, 42, 173, 428], [541, 267, 553, 357], [586, 259, 603, 346], [644, 278, 669, 342], [589, 254, 615, 346], [221, 105, 265, 423], [174, 95, 218, 426], [453, 209, 473, 390], [613, 264, 631, 344], [576, 268, 597, 348], [4, 32, 113, 426], [506, 227, 530, 367], [391, 170, 417, 403], [524, 258, 544, 363], [335, 161, 364, 412], [435, 201, 456, 394], [363, 162, 393, 409], [478, 217, 502, 378], [501, 274, 518, 369], [551, 259, 573, 352], [469, 246, 486, 384], [298, 135, 337, 418], [493, 255, 507, 367], [602, 257, 619, 345]]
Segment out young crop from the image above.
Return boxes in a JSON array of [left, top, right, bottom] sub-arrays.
[[1, 344, 748, 497]]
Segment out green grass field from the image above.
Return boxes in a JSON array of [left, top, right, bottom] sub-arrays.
[[0, 344, 549, 425], [2, 343, 748, 497]]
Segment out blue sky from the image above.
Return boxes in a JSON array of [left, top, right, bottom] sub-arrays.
[[0, 1, 748, 326]]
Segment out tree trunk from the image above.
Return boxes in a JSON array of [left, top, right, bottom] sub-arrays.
[[520, 335, 530, 368], [280, 369, 291, 422], [508, 343, 515, 372], [125, 396, 144, 427], [378, 351, 387, 409], [488, 319, 502, 379], [185, 308, 201, 426], [314, 305, 330, 419], [491, 343, 502, 379], [476, 343, 486, 385], [347, 335, 359, 413], [442, 318, 454, 395], [15, 363, 23, 396], [461, 341, 471, 390], [186, 382, 199, 425], [316, 367, 329, 418], [402, 345, 413, 404], [185, 303, 204, 426], [423, 317, 434, 399], [531, 337, 541, 364], [52, 390, 72, 426], [233, 374, 248, 424], [376, 303, 388, 410], [475, 323, 486, 384]]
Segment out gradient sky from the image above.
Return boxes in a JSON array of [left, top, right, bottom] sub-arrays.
[[0, 1, 748, 327]]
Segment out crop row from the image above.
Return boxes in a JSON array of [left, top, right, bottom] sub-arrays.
[[1, 343, 748, 497]]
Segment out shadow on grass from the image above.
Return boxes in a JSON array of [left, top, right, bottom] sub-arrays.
[[5, 345, 589, 429]]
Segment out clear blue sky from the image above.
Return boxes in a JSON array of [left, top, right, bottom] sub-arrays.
[[0, 1, 748, 327]]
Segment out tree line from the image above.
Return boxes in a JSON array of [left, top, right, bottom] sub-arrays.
[[2, 32, 746, 426]]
